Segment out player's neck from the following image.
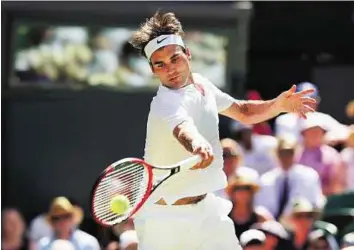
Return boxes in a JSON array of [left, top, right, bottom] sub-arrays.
[[180, 71, 195, 88]]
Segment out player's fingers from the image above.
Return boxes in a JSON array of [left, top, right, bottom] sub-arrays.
[[302, 105, 315, 113], [192, 148, 213, 169], [296, 88, 315, 97], [298, 110, 307, 119], [301, 96, 316, 103], [284, 85, 296, 97]]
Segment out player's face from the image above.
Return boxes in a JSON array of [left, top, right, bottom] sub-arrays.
[[150, 45, 192, 89]]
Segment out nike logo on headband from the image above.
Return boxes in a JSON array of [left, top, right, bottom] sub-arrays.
[[157, 37, 168, 44]]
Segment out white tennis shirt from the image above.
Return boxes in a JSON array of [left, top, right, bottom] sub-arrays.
[[143, 73, 235, 205]]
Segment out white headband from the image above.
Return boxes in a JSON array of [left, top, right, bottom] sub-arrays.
[[144, 34, 186, 60]]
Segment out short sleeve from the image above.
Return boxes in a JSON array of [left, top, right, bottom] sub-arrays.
[[201, 76, 234, 112], [152, 98, 193, 130]]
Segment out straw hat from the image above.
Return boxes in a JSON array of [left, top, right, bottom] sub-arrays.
[[46, 197, 83, 226], [277, 135, 297, 151], [226, 172, 260, 196], [221, 138, 242, 158]]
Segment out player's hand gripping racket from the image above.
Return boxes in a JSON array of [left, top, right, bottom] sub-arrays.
[[90, 155, 202, 227]]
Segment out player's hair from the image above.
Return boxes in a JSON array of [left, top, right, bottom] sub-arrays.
[[130, 11, 185, 57]]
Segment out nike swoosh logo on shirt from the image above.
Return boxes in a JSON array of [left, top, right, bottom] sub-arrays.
[[157, 37, 168, 44]]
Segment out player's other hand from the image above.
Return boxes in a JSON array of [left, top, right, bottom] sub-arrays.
[[191, 143, 214, 170]]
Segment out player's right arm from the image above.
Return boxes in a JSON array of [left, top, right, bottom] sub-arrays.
[[173, 121, 214, 169], [154, 97, 213, 168]]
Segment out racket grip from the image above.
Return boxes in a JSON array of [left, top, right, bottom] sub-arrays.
[[181, 155, 202, 169]]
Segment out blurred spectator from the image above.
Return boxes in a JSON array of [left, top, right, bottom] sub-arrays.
[[29, 198, 83, 243], [37, 197, 100, 250], [275, 82, 349, 145], [297, 113, 345, 195], [115, 41, 152, 87], [215, 138, 259, 199], [105, 241, 121, 250], [119, 230, 138, 250], [252, 221, 295, 250], [89, 34, 118, 74], [256, 136, 323, 219], [28, 214, 53, 244], [1, 208, 30, 250], [231, 121, 277, 175], [306, 229, 339, 250], [246, 90, 273, 136], [341, 232, 354, 249], [346, 100, 354, 119], [112, 218, 135, 237], [340, 125, 354, 190], [240, 229, 266, 250], [282, 198, 321, 250], [49, 239, 75, 250], [226, 171, 273, 238]]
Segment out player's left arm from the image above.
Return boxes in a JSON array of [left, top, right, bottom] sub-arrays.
[[212, 84, 317, 125]]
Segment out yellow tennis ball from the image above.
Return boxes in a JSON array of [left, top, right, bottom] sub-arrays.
[[110, 195, 130, 215]]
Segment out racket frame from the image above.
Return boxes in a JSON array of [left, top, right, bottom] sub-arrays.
[[90, 155, 199, 227]]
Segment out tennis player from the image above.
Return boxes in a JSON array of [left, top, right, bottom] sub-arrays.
[[129, 11, 316, 250]]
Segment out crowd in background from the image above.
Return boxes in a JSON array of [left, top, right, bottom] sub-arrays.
[[2, 82, 354, 250], [12, 25, 227, 89]]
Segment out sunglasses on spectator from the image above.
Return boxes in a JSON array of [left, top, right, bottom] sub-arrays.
[[233, 185, 253, 192], [51, 213, 72, 222]]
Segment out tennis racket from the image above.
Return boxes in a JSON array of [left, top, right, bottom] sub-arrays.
[[90, 155, 202, 227]]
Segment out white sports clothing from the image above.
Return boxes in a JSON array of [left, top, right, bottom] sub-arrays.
[[142, 73, 234, 205], [135, 73, 240, 250], [134, 194, 242, 250]]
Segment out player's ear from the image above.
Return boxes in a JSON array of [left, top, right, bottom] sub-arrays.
[[185, 47, 192, 61]]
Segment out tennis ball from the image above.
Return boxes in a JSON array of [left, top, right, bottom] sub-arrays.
[[110, 195, 130, 215]]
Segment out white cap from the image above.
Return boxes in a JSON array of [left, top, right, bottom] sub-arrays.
[[299, 112, 327, 132], [50, 239, 75, 250], [144, 34, 186, 60], [119, 230, 138, 249], [240, 229, 266, 247]]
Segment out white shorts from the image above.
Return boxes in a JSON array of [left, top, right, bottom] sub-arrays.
[[133, 193, 242, 250]]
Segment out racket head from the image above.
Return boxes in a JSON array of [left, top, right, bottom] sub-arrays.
[[90, 158, 153, 227]]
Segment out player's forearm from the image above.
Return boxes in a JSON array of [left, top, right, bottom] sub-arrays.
[[221, 99, 282, 125], [173, 121, 205, 153]]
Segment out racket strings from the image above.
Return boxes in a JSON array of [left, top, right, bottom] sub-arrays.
[[93, 161, 150, 224]]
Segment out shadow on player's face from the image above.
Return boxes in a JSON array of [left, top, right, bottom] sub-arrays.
[[150, 45, 192, 89]]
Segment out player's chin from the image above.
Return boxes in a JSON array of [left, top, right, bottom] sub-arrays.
[[168, 78, 185, 89]]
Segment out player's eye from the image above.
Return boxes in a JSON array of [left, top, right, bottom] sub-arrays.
[[171, 57, 179, 63], [155, 63, 164, 69]]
